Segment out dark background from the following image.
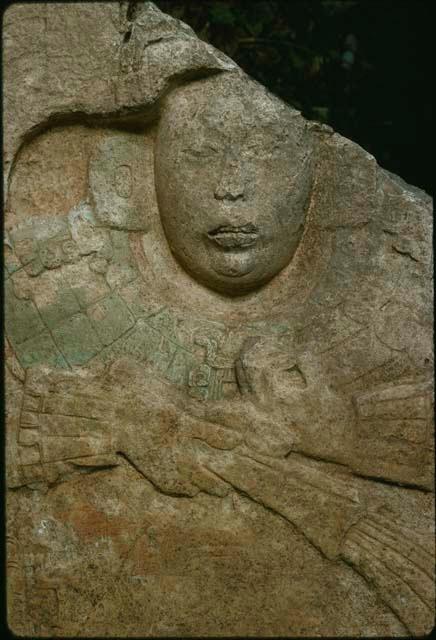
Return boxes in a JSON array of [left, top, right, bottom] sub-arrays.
[[156, 0, 433, 195]]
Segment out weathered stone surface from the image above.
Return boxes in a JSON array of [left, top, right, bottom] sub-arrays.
[[4, 2, 434, 637]]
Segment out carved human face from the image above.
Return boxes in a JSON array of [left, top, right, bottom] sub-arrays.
[[155, 75, 313, 295]]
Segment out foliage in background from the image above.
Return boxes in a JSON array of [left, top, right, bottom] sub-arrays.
[[154, 0, 432, 195]]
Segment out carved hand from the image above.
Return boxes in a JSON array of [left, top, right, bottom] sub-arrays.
[[115, 391, 243, 498], [190, 334, 350, 463], [13, 365, 118, 487], [15, 359, 243, 497]]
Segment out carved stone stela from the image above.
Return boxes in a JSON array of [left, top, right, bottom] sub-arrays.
[[4, 3, 434, 637]]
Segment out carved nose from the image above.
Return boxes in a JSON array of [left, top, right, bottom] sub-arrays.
[[214, 160, 245, 201], [214, 184, 245, 201]]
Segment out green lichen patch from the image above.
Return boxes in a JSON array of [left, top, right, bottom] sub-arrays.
[[87, 293, 135, 346], [38, 289, 82, 330], [5, 280, 46, 345], [14, 329, 68, 369], [166, 349, 197, 385], [52, 313, 103, 365], [4, 246, 22, 276]]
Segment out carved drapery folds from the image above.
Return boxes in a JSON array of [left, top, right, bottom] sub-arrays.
[[4, 2, 434, 637]]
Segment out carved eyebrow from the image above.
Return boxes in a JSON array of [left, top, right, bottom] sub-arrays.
[[182, 140, 221, 150], [244, 136, 287, 151]]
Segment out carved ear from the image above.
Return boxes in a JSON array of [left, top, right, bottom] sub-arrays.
[[89, 131, 155, 231]]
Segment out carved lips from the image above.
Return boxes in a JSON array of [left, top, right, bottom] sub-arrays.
[[207, 223, 259, 249]]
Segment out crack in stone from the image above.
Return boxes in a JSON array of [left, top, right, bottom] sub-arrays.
[[351, 470, 432, 493], [392, 245, 420, 263], [203, 463, 332, 562]]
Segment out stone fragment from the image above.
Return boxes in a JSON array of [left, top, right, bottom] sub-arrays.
[[4, 2, 433, 638]]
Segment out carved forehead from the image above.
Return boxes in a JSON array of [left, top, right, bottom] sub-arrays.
[[159, 73, 303, 135]]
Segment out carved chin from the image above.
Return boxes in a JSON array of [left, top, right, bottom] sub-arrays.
[[209, 252, 257, 279]]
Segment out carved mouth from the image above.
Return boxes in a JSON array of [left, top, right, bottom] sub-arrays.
[[207, 224, 259, 249]]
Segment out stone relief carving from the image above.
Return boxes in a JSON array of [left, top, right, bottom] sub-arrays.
[[155, 73, 314, 295], [4, 2, 434, 637]]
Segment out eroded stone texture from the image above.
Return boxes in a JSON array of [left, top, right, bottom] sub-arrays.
[[4, 2, 434, 637]]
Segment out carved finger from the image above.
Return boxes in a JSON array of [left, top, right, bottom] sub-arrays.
[[179, 413, 243, 450], [192, 466, 232, 497]]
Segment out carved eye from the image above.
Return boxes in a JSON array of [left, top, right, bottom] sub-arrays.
[[247, 141, 282, 160], [182, 144, 220, 159], [245, 130, 289, 159]]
